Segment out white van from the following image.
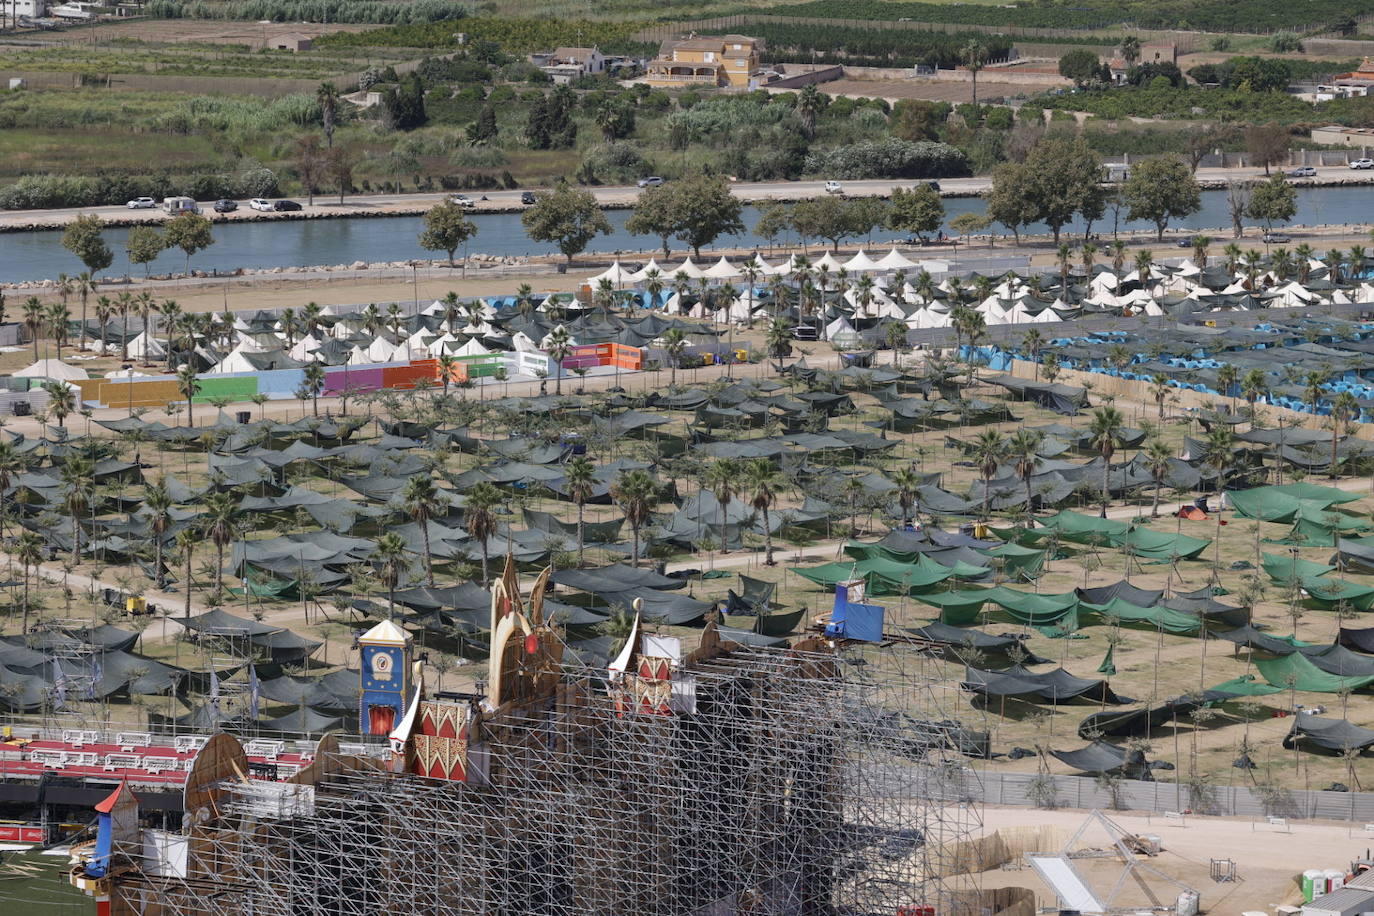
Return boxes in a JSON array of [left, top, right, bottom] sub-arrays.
[[163, 196, 199, 214]]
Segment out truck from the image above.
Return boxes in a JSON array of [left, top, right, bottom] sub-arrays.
[[162, 196, 199, 214]]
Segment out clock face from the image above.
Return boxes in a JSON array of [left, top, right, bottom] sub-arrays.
[[371, 650, 394, 681]]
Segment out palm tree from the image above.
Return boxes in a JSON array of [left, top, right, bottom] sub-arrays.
[[1143, 437, 1174, 518], [1271, 248, 1293, 282], [1089, 406, 1125, 513], [15, 532, 43, 636], [1110, 240, 1126, 277], [1191, 235, 1210, 269], [176, 529, 196, 619], [464, 481, 502, 583], [766, 316, 793, 360], [1201, 426, 1235, 571], [94, 295, 114, 355], [0, 438, 23, 539], [744, 458, 785, 565], [545, 326, 572, 395], [1294, 243, 1315, 283], [144, 477, 174, 589], [1223, 242, 1242, 275], [593, 278, 616, 322], [854, 275, 875, 318], [22, 296, 43, 360], [797, 84, 825, 139], [962, 39, 986, 108], [1241, 369, 1268, 422], [1242, 249, 1264, 288], [74, 271, 94, 351], [1022, 329, 1045, 379], [662, 327, 687, 386], [1350, 244, 1367, 281], [60, 453, 95, 564], [1133, 249, 1154, 286], [1080, 242, 1098, 275], [401, 475, 439, 585], [1056, 243, 1073, 293], [564, 456, 596, 568], [1149, 374, 1172, 421], [176, 363, 200, 425], [1330, 391, 1361, 481], [514, 284, 536, 321], [317, 81, 340, 148], [373, 532, 409, 619], [1006, 429, 1044, 511], [1216, 363, 1238, 410], [890, 465, 925, 530], [970, 429, 1006, 520], [202, 491, 238, 594], [703, 457, 742, 521], [46, 302, 70, 360], [1304, 369, 1329, 418], [41, 380, 74, 428], [611, 469, 657, 568]]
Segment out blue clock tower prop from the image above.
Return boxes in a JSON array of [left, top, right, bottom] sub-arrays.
[[358, 619, 413, 736]]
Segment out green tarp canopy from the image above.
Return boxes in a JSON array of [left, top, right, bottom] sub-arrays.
[[913, 587, 1078, 626], [1301, 578, 1374, 611], [1262, 552, 1336, 583], [1254, 652, 1374, 693], [1229, 484, 1360, 523], [1207, 674, 1286, 697], [792, 555, 961, 595], [985, 543, 1047, 579], [844, 538, 1044, 580], [1080, 597, 1202, 635], [1030, 510, 1209, 560]]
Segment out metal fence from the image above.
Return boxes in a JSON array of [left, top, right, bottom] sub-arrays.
[[973, 770, 1374, 822]]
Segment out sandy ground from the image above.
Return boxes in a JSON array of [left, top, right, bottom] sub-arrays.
[[976, 804, 1369, 912]]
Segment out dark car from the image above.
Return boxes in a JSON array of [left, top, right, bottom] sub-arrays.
[[213, 199, 237, 213], [521, 191, 537, 205], [273, 200, 302, 212]]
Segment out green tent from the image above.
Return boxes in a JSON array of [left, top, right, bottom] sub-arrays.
[[1262, 552, 1336, 583], [1121, 527, 1210, 561], [1096, 645, 1116, 675], [1207, 674, 1285, 697], [1230, 484, 1360, 524], [1080, 597, 1202, 635], [792, 556, 961, 596], [1255, 652, 1374, 693], [986, 543, 1047, 579], [1034, 510, 1208, 560], [1037, 510, 1130, 546]]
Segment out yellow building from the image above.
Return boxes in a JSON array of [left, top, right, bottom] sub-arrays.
[[645, 34, 761, 89]]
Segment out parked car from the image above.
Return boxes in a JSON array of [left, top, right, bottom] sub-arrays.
[[212, 199, 237, 213], [126, 197, 156, 209], [249, 198, 274, 212], [1352, 158, 1374, 170], [1262, 232, 1292, 244], [450, 194, 476, 208], [273, 200, 302, 212], [1287, 166, 1316, 178], [636, 176, 664, 188], [824, 180, 843, 194], [520, 191, 537, 205]]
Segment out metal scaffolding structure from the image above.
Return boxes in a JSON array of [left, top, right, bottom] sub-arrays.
[[102, 642, 983, 916]]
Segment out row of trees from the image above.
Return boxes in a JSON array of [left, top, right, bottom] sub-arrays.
[[61, 211, 217, 280]]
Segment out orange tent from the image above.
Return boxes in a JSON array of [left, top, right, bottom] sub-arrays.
[[1177, 506, 1208, 521]]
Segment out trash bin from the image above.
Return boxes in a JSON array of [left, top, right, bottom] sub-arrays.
[[11, 401, 29, 416], [236, 411, 252, 424]]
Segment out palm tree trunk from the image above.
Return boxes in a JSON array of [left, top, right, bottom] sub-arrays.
[[215, 542, 225, 593], [1332, 428, 1339, 480], [155, 537, 164, 589], [577, 502, 585, 568], [480, 544, 489, 584], [72, 516, 80, 564], [762, 504, 774, 565], [21, 562, 30, 636], [184, 545, 192, 619], [422, 526, 434, 586], [1152, 479, 1162, 518], [630, 523, 641, 568], [982, 473, 992, 520]]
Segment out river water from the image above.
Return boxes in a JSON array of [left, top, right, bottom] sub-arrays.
[[1, 186, 1368, 285]]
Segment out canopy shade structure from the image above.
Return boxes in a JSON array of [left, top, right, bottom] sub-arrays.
[[1282, 714, 1374, 752], [963, 665, 1128, 704], [1050, 739, 1144, 775]]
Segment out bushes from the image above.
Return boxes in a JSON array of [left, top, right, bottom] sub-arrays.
[[0, 169, 279, 210], [665, 96, 798, 144], [803, 137, 969, 179], [145, 0, 464, 24], [576, 142, 649, 185], [315, 17, 653, 55], [149, 94, 320, 134]]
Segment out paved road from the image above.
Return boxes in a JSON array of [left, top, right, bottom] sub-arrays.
[[5, 165, 1372, 231]]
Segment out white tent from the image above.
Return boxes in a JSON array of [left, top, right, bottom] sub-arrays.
[[455, 336, 490, 356], [625, 258, 663, 284], [426, 332, 460, 358], [842, 249, 881, 273], [825, 315, 855, 340], [14, 359, 88, 381], [744, 253, 780, 276], [666, 258, 707, 280], [590, 260, 637, 285], [511, 331, 540, 353], [288, 334, 322, 362], [876, 248, 919, 272], [813, 252, 844, 273], [363, 336, 400, 363], [125, 331, 166, 361], [211, 347, 262, 375], [703, 256, 741, 280]]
